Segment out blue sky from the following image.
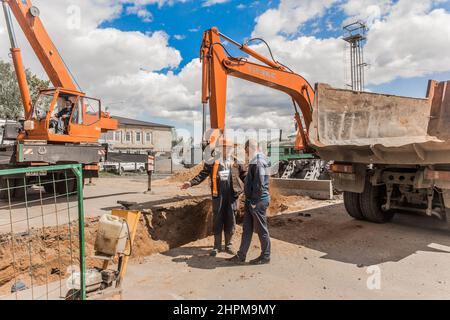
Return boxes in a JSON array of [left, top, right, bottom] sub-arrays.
[[101, 0, 351, 72], [100, 0, 450, 100], [101, 1, 278, 71]]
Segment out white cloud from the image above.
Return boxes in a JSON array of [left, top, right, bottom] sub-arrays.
[[253, 0, 339, 38], [126, 5, 153, 23], [174, 34, 186, 40], [202, 0, 230, 7], [341, 0, 393, 26], [364, 0, 450, 84]]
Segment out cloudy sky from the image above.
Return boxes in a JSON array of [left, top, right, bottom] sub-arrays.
[[1, 0, 449, 137]]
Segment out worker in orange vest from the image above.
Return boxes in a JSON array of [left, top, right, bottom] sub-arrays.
[[181, 137, 247, 256]]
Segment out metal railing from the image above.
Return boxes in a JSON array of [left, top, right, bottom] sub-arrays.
[[0, 164, 86, 300]]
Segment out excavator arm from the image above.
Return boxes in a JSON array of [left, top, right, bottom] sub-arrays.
[[200, 27, 315, 151]]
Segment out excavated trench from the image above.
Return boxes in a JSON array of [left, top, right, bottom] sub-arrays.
[[0, 198, 213, 296]]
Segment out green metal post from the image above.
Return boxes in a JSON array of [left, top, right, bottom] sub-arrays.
[[72, 165, 86, 300]]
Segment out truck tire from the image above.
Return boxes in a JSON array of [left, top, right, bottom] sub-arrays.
[[1, 178, 17, 200], [44, 173, 76, 196], [0, 178, 7, 200], [343, 192, 365, 220], [360, 182, 395, 223], [55, 176, 76, 195], [13, 177, 26, 200], [43, 181, 55, 195]]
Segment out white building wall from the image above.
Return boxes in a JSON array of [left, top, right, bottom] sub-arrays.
[[102, 126, 172, 153]]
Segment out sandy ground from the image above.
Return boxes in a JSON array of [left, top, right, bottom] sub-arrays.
[[1, 174, 450, 299], [121, 202, 450, 300]]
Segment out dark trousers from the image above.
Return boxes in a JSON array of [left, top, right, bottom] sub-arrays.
[[212, 196, 237, 250], [237, 200, 271, 260]]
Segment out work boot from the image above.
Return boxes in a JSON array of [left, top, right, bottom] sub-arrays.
[[211, 233, 222, 256], [224, 233, 234, 255], [249, 256, 270, 265], [226, 255, 245, 265]]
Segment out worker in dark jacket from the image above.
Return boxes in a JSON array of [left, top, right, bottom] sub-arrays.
[[228, 139, 271, 265], [181, 137, 247, 257], [50, 100, 73, 134]]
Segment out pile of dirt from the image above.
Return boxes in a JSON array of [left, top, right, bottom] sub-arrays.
[[0, 198, 212, 297], [268, 183, 293, 216], [168, 162, 204, 183], [235, 183, 308, 223]]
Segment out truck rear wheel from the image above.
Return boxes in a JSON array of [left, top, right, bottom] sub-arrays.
[[343, 192, 365, 220], [0, 178, 10, 200], [360, 182, 395, 223], [43, 173, 76, 196], [55, 174, 76, 195], [13, 177, 26, 200]]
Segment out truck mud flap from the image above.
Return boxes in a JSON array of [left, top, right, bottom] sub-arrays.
[[271, 178, 334, 200]]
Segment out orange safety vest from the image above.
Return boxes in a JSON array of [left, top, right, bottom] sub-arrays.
[[212, 160, 220, 197]]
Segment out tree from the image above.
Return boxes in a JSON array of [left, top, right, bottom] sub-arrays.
[[172, 128, 184, 147], [0, 59, 49, 120]]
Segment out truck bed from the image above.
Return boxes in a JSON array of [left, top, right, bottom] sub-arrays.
[[309, 80, 450, 165]]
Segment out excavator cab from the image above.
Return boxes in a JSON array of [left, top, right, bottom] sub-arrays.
[[19, 88, 115, 143]]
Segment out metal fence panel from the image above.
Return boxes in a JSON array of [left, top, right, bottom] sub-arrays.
[[0, 165, 85, 300]]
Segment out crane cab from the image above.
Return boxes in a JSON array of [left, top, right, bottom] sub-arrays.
[[19, 88, 118, 144]]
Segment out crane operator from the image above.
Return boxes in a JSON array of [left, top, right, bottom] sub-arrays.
[[50, 100, 73, 134]]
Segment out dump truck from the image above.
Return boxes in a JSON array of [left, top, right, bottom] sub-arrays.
[[309, 80, 450, 224]]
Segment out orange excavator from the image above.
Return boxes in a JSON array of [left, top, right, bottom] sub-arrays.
[[1, 0, 118, 195], [200, 27, 315, 153]]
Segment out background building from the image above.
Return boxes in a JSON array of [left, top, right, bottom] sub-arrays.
[[101, 116, 173, 154], [101, 116, 174, 174]]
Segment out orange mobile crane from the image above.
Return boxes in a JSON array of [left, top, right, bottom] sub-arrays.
[[200, 27, 332, 182], [0, 0, 118, 195]]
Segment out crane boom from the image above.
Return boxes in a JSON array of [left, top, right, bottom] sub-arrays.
[[4, 0, 77, 90], [200, 27, 315, 151]]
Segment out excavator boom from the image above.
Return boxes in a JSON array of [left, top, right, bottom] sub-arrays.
[[201, 27, 315, 151]]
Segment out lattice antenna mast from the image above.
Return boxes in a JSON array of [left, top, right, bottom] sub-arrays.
[[343, 21, 368, 91]]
